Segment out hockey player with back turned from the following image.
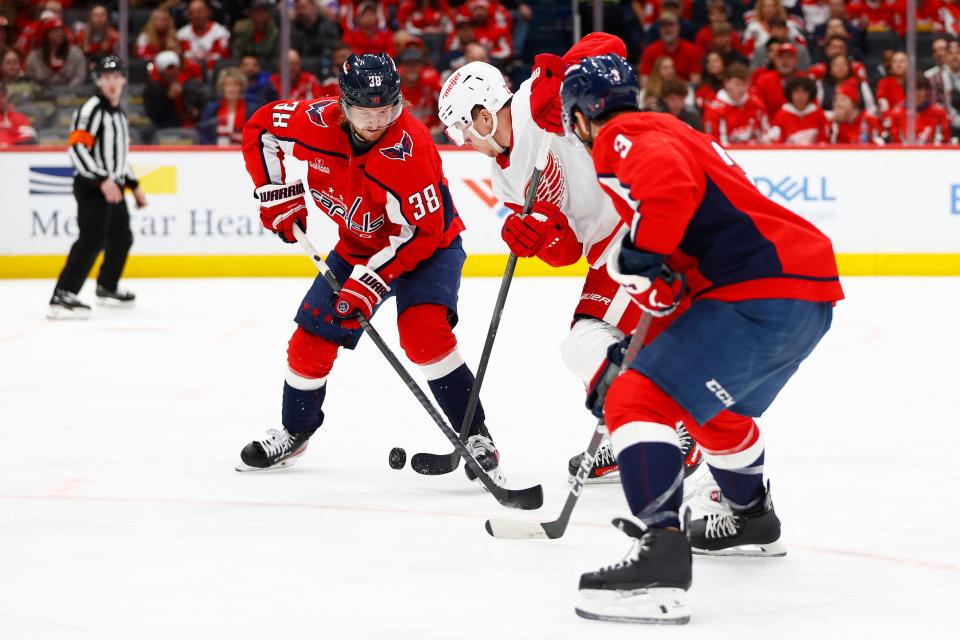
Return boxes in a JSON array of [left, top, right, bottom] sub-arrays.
[[560, 54, 843, 623], [436, 33, 701, 484], [236, 53, 504, 486]]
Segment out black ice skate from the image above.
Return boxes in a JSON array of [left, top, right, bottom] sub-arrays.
[[576, 518, 692, 624], [47, 288, 91, 320], [236, 428, 314, 472], [95, 285, 136, 307], [568, 440, 620, 484], [463, 430, 505, 487], [687, 485, 786, 557]]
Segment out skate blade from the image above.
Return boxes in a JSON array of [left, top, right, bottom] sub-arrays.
[[234, 454, 303, 472], [567, 471, 620, 485], [96, 297, 135, 308], [692, 538, 787, 557], [47, 305, 91, 320], [575, 587, 690, 624]]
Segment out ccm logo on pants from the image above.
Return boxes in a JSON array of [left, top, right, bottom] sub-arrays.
[[706, 379, 735, 407]]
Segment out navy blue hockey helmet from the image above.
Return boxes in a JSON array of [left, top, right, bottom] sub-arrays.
[[560, 54, 640, 138], [339, 53, 403, 130]]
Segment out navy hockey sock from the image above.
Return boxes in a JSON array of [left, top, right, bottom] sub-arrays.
[[612, 422, 685, 529], [425, 362, 486, 437], [281, 381, 326, 434], [704, 450, 765, 510]]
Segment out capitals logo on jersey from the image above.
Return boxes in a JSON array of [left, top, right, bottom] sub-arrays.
[[379, 131, 414, 161], [312, 187, 385, 238], [306, 100, 338, 128]]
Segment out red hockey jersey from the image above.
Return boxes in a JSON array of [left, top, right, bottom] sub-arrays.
[[886, 102, 952, 144], [242, 100, 465, 283], [769, 103, 830, 144], [701, 90, 770, 144], [829, 110, 883, 143], [591, 112, 843, 304]]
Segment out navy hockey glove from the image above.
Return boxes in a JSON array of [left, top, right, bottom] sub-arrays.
[[585, 337, 629, 419], [606, 236, 685, 317]]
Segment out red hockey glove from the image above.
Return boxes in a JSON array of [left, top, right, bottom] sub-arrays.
[[334, 264, 389, 329], [256, 180, 308, 244], [501, 200, 572, 258], [607, 238, 686, 318], [529, 53, 565, 134]]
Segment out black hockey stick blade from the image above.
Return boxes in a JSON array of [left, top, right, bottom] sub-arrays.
[[410, 450, 460, 475]]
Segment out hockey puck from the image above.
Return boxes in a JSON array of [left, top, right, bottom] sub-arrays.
[[389, 447, 407, 470]]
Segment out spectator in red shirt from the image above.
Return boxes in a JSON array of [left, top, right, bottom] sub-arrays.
[[397, 47, 443, 138], [135, 9, 181, 62], [753, 41, 804, 114], [751, 16, 812, 70], [455, 0, 511, 61], [455, 0, 513, 31], [640, 12, 702, 85], [198, 67, 257, 146], [942, 0, 960, 35], [751, 38, 782, 86], [697, 50, 725, 107], [887, 75, 952, 144], [695, 1, 742, 53], [770, 76, 830, 144], [343, 1, 396, 57], [177, 0, 231, 71], [318, 43, 353, 97], [702, 62, 771, 144], [829, 84, 883, 143], [14, 1, 73, 59], [848, 0, 899, 33], [398, 0, 455, 36], [877, 50, 907, 113], [0, 81, 36, 146], [271, 49, 323, 100], [74, 3, 117, 67]]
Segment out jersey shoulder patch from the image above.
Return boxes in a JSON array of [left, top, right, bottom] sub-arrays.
[[379, 130, 414, 160]]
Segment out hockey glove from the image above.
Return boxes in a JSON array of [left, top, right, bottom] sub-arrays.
[[585, 337, 629, 419], [334, 264, 389, 329], [501, 200, 572, 258], [256, 180, 308, 244], [529, 53, 565, 135], [607, 237, 685, 318]]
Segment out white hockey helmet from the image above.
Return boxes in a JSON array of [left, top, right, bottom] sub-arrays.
[[438, 61, 512, 152]]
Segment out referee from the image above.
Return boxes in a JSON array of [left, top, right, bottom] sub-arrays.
[[48, 55, 148, 320]]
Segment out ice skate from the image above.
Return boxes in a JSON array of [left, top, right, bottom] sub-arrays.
[[576, 518, 692, 624], [463, 432, 505, 487], [95, 285, 136, 307], [681, 464, 733, 519], [236, 428, 314, 471], [687, 485, 786, 557], [47, 289, 91, 320], [568, 440, 619, 484]]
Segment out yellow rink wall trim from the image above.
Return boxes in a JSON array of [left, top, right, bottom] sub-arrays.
[[3, 254, 960, 278]]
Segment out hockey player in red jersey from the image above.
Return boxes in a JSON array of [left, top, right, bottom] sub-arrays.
[[437, 33, 702, 486], [560, 54, 843, 623], [236, 53, 505, 486]]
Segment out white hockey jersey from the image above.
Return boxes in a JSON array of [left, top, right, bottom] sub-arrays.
[[490, 80, 625, 267]]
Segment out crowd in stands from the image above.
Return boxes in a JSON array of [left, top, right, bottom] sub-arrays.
[[1, 0, 959, 147]]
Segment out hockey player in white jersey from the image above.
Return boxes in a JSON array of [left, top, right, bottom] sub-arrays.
[[438, 34, 705, 485]]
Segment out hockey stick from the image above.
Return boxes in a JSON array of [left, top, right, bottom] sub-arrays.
[[484, 311, 654, 538], [411, 133, 555, 475], [291, 225, 543, 510]]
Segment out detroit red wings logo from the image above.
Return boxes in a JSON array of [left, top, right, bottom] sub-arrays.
[[524, 150, 565, 208], [379, 131, 414, 161], [306, 99, 337, 127]]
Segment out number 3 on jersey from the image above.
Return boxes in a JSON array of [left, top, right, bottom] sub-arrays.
[[408, 184, 440, 220]]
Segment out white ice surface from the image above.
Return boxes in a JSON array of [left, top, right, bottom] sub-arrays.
[[1, 276, 957, 639]]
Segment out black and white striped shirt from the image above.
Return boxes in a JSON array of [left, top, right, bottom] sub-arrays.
[[68, 94, 138, 188]]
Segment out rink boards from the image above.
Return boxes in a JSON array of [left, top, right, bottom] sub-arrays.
[[1, 145, 959, 277]]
